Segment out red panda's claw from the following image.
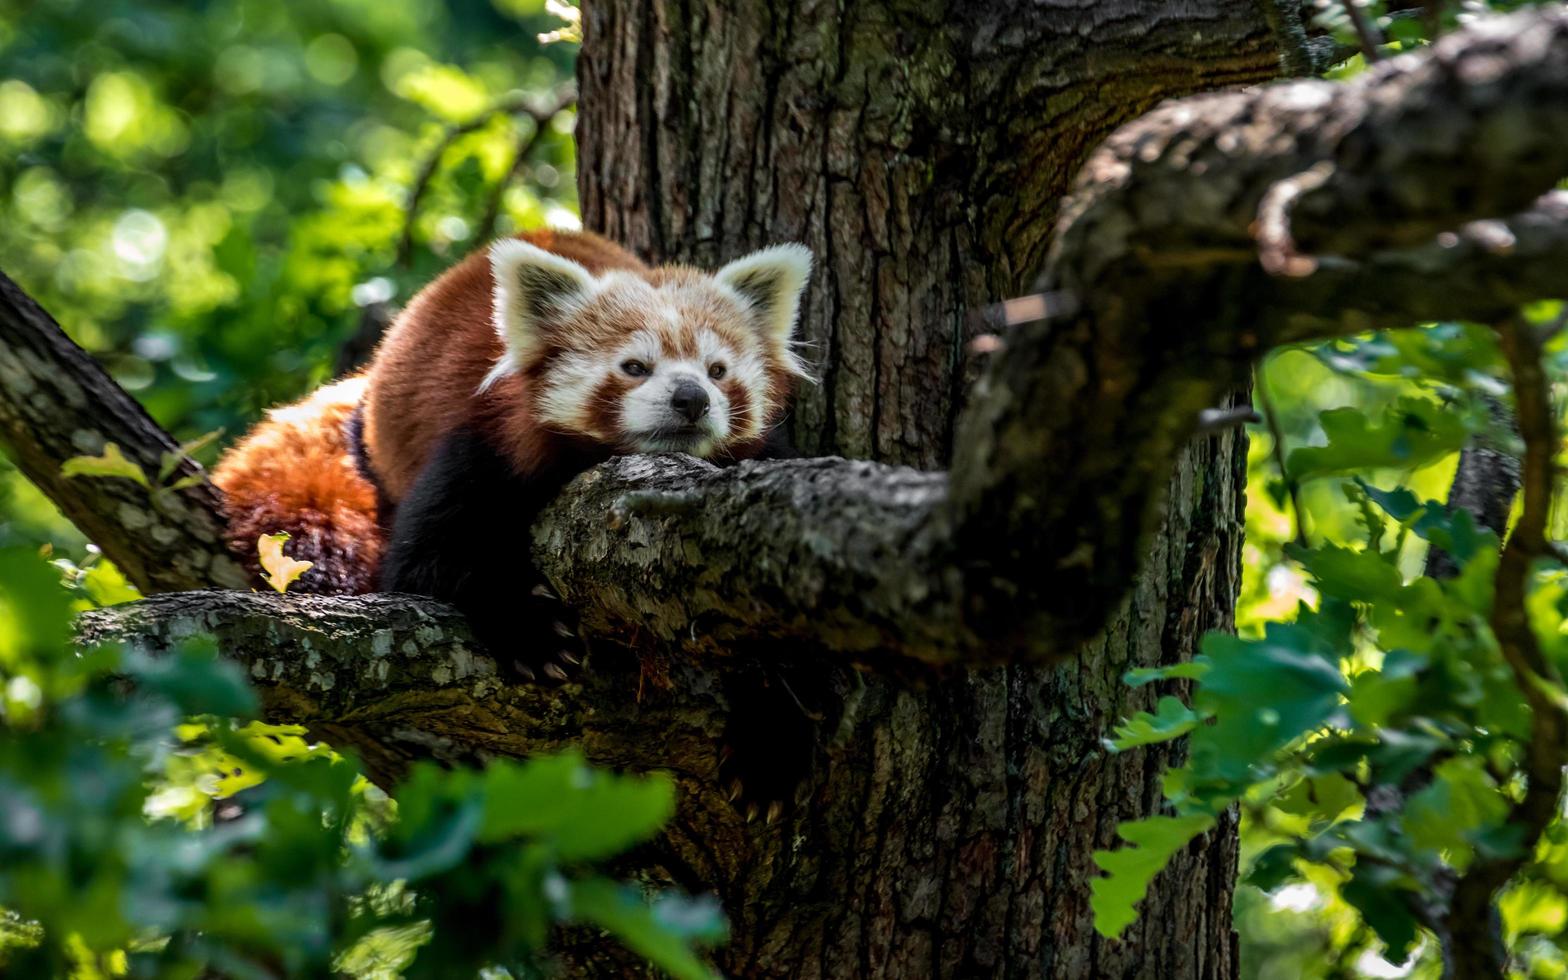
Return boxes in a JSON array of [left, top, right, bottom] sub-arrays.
[[726, 779, 743, 802], [530, 584, 558, 601], [542, 662, 570, 683], [513, 661, 537, 682], [551, 620, 576, 639], [745, 803, 759, 823], [557, 650, 581, 667], [765, 801, 783, 826]]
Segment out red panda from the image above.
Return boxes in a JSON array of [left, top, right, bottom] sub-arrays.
[[213, 229, 812, 668]]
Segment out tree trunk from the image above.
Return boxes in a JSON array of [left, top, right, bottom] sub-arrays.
[[575, 2, 1271, 974]]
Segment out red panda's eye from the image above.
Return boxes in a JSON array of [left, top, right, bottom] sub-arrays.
[[708, 363, 727, 380], [621, 360, 649, 377]]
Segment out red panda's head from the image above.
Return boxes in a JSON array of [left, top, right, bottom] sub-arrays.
[[482, 240, 813, 458]]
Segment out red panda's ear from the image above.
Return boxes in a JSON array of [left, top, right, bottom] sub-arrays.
[[715, 244, 813, 346], [485, 239, 595, 388]]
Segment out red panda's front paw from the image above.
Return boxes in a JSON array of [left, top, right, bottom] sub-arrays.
[[497, 584, 588, 685], [718, 665, 822, 828]]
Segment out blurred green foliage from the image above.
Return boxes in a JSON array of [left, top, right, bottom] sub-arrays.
[[0, 0, 579, 555], [0, 545, 725, 977]]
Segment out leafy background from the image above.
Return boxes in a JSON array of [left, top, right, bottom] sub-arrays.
[[2, 0, 1567, 977]]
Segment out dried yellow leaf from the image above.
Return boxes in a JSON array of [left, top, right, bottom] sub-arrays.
[[257, 533, 314, 594]]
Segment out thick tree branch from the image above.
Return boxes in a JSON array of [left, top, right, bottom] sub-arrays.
[[76, 591, 809, 818], [942, 9, 1568, 653], [534, 455, 959, 663], [0, 272, 248, 592]]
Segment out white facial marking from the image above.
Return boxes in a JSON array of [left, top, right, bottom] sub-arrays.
[[518, 257, 796, 457]]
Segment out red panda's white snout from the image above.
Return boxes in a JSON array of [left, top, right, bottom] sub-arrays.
[[486, 239, 813, 458]]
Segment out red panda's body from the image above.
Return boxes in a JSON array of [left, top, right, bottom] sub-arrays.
[[214, 228, 812, 667]]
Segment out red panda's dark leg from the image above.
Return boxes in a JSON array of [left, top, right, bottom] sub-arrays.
[[378, 426, 596, 680], [756, 423, 799, 460]]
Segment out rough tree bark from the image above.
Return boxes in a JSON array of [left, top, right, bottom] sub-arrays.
[[573, 3, 1284, 974], [6, 5, 1568, 979]]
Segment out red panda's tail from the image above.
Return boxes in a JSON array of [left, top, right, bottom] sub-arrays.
[[213, 376, 384, 595]]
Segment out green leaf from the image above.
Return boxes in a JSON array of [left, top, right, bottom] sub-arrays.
[[1362, 728, 1444, 787], [0, 548, 74, 657], [478, 752, 675, 861], [1356, 479, 1499, 574], [1347, 649, 1425, 727], [163, 473, 209, 492], [1184, 614, 1350, 799], [123, 640, 258, 719], [61, 443, 151, 488], [1341, 862, 1420, 962], [1244, 844, 1298, 892], [1265, 478, 1289, 510], [1288, 542, 1404, 605], [1123, 661, 1209, 687], [568, 877, 722, 980], [1313, 323, 1503, 388], [1273, 773, 1361, 825], [1286, 399, 1467, 481], [1090, 815, 1216, 939], [1403, 757, 1509, 867], [1106, 696, 1200, 751]]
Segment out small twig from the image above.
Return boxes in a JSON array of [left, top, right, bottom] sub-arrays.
[[1195, 405, 1262, 434], [970, 290, 1081, 334], [397, 84, 577, 269], [1255, 162, 1337, 277], [475, 89, 579, 245], [1255, 361, 1311, 549], [1442, 315, 1567, 979], [1344, 0, 1387, 62]]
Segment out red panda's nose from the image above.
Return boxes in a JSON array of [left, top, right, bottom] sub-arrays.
[[671, 382, 710, 423]]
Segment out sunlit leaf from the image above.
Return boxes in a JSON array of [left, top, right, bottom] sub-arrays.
[[1106, 696, 1200, 751], [1123, 661, 1210, 687], [478, 751, 675, 861], [257, 533, 313, 594], [60, 444, 150, 489], [1286, 399, 1467, 481], [1091, 815, 1216, 938], [1403, 757, 1510, 867]]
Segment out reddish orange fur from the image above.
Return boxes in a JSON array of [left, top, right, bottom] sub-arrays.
[[213, 376, 382, 593]]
